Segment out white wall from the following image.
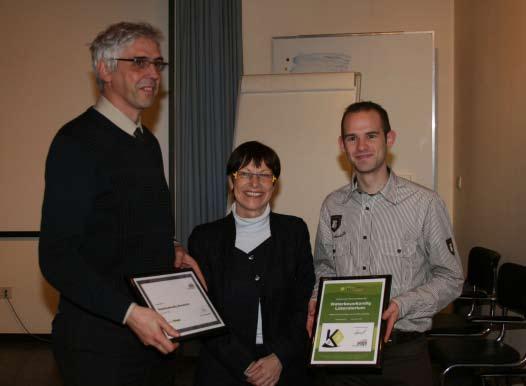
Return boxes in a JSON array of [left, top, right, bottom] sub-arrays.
[[0, 0, 169, 333], [242, 0, 455, 219]]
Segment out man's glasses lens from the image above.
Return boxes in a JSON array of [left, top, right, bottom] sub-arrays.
[[112, 57, 168, 72]]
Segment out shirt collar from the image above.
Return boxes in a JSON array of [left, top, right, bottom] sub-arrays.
[[93, 96, 142, 137], [379, 169, 398, 204], [346, 168, 398, 205]]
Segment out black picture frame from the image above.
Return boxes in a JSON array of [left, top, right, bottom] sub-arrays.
[[129, 268, 226, 341]]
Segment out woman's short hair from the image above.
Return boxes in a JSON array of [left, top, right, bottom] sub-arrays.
[[226, 141, 281, 178]]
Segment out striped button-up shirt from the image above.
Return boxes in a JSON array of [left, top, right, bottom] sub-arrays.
[[313, 171, 464, 332]]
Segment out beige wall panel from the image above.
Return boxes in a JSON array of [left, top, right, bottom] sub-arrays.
[[454, 0, 526, 265], [454, 0, 526, 351], [0, 0, 170, 231], [0, 240, 57, 333]]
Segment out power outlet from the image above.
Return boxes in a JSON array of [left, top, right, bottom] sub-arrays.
[[0, 287, 12, 299]]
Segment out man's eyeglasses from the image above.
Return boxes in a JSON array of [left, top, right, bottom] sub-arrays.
[[111, 57, 169, 72], [233, 171, 277, 184]]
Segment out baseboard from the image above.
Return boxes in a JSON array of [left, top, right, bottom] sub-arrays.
[[0, 333, 52, 342]]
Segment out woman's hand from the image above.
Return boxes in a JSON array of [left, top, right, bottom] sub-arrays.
[[245, 353, 282, 386], [174, 246, 208, 291]]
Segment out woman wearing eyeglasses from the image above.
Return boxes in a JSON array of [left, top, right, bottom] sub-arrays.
[[189, 141, 315, 386]]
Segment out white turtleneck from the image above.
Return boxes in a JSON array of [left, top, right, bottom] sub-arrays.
[[232, 202, 271, 344], [232, 202, 271, 253]]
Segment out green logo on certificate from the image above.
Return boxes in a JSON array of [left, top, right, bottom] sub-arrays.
[[322, 328, 344, 348]]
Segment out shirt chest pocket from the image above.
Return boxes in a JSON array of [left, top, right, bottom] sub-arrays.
[[333, 232, 351, 263], [375, 239, 417, 294]]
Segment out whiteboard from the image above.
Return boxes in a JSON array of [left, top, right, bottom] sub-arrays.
[[272, 31, 436, 190], [234, 72, 359, 245]]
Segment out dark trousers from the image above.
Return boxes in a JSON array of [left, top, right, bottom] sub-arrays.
[[53, 343, 177, 386], [321, 332, 433, 386], [194, 344, 311, 386]]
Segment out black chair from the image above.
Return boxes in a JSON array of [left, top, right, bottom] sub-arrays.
[[428, 262, 526, 386], [428, 246, 501, 337], [480, 368, 526, 386]]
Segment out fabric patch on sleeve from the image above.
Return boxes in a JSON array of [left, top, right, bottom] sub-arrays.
[[331, 215, 342, 232]]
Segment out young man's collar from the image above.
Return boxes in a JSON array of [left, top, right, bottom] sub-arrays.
[[378, 169, 398, 204], [348, 168, 398, 204]]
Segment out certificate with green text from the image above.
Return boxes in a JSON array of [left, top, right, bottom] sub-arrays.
[[310, 275, 391, 367]]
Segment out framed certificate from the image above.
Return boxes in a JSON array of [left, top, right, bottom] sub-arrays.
[[310, 275, 391, 368], [130, 269, 226, 341]]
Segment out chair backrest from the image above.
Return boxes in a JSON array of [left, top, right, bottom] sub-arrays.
[[466, 246, 501, 295], [497, 262, 526, 315]]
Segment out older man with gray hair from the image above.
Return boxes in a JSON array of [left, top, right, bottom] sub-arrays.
[[40, 22, 197, 386]]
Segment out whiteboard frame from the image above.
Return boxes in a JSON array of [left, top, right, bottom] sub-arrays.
[[272, 31, 436, 190]]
